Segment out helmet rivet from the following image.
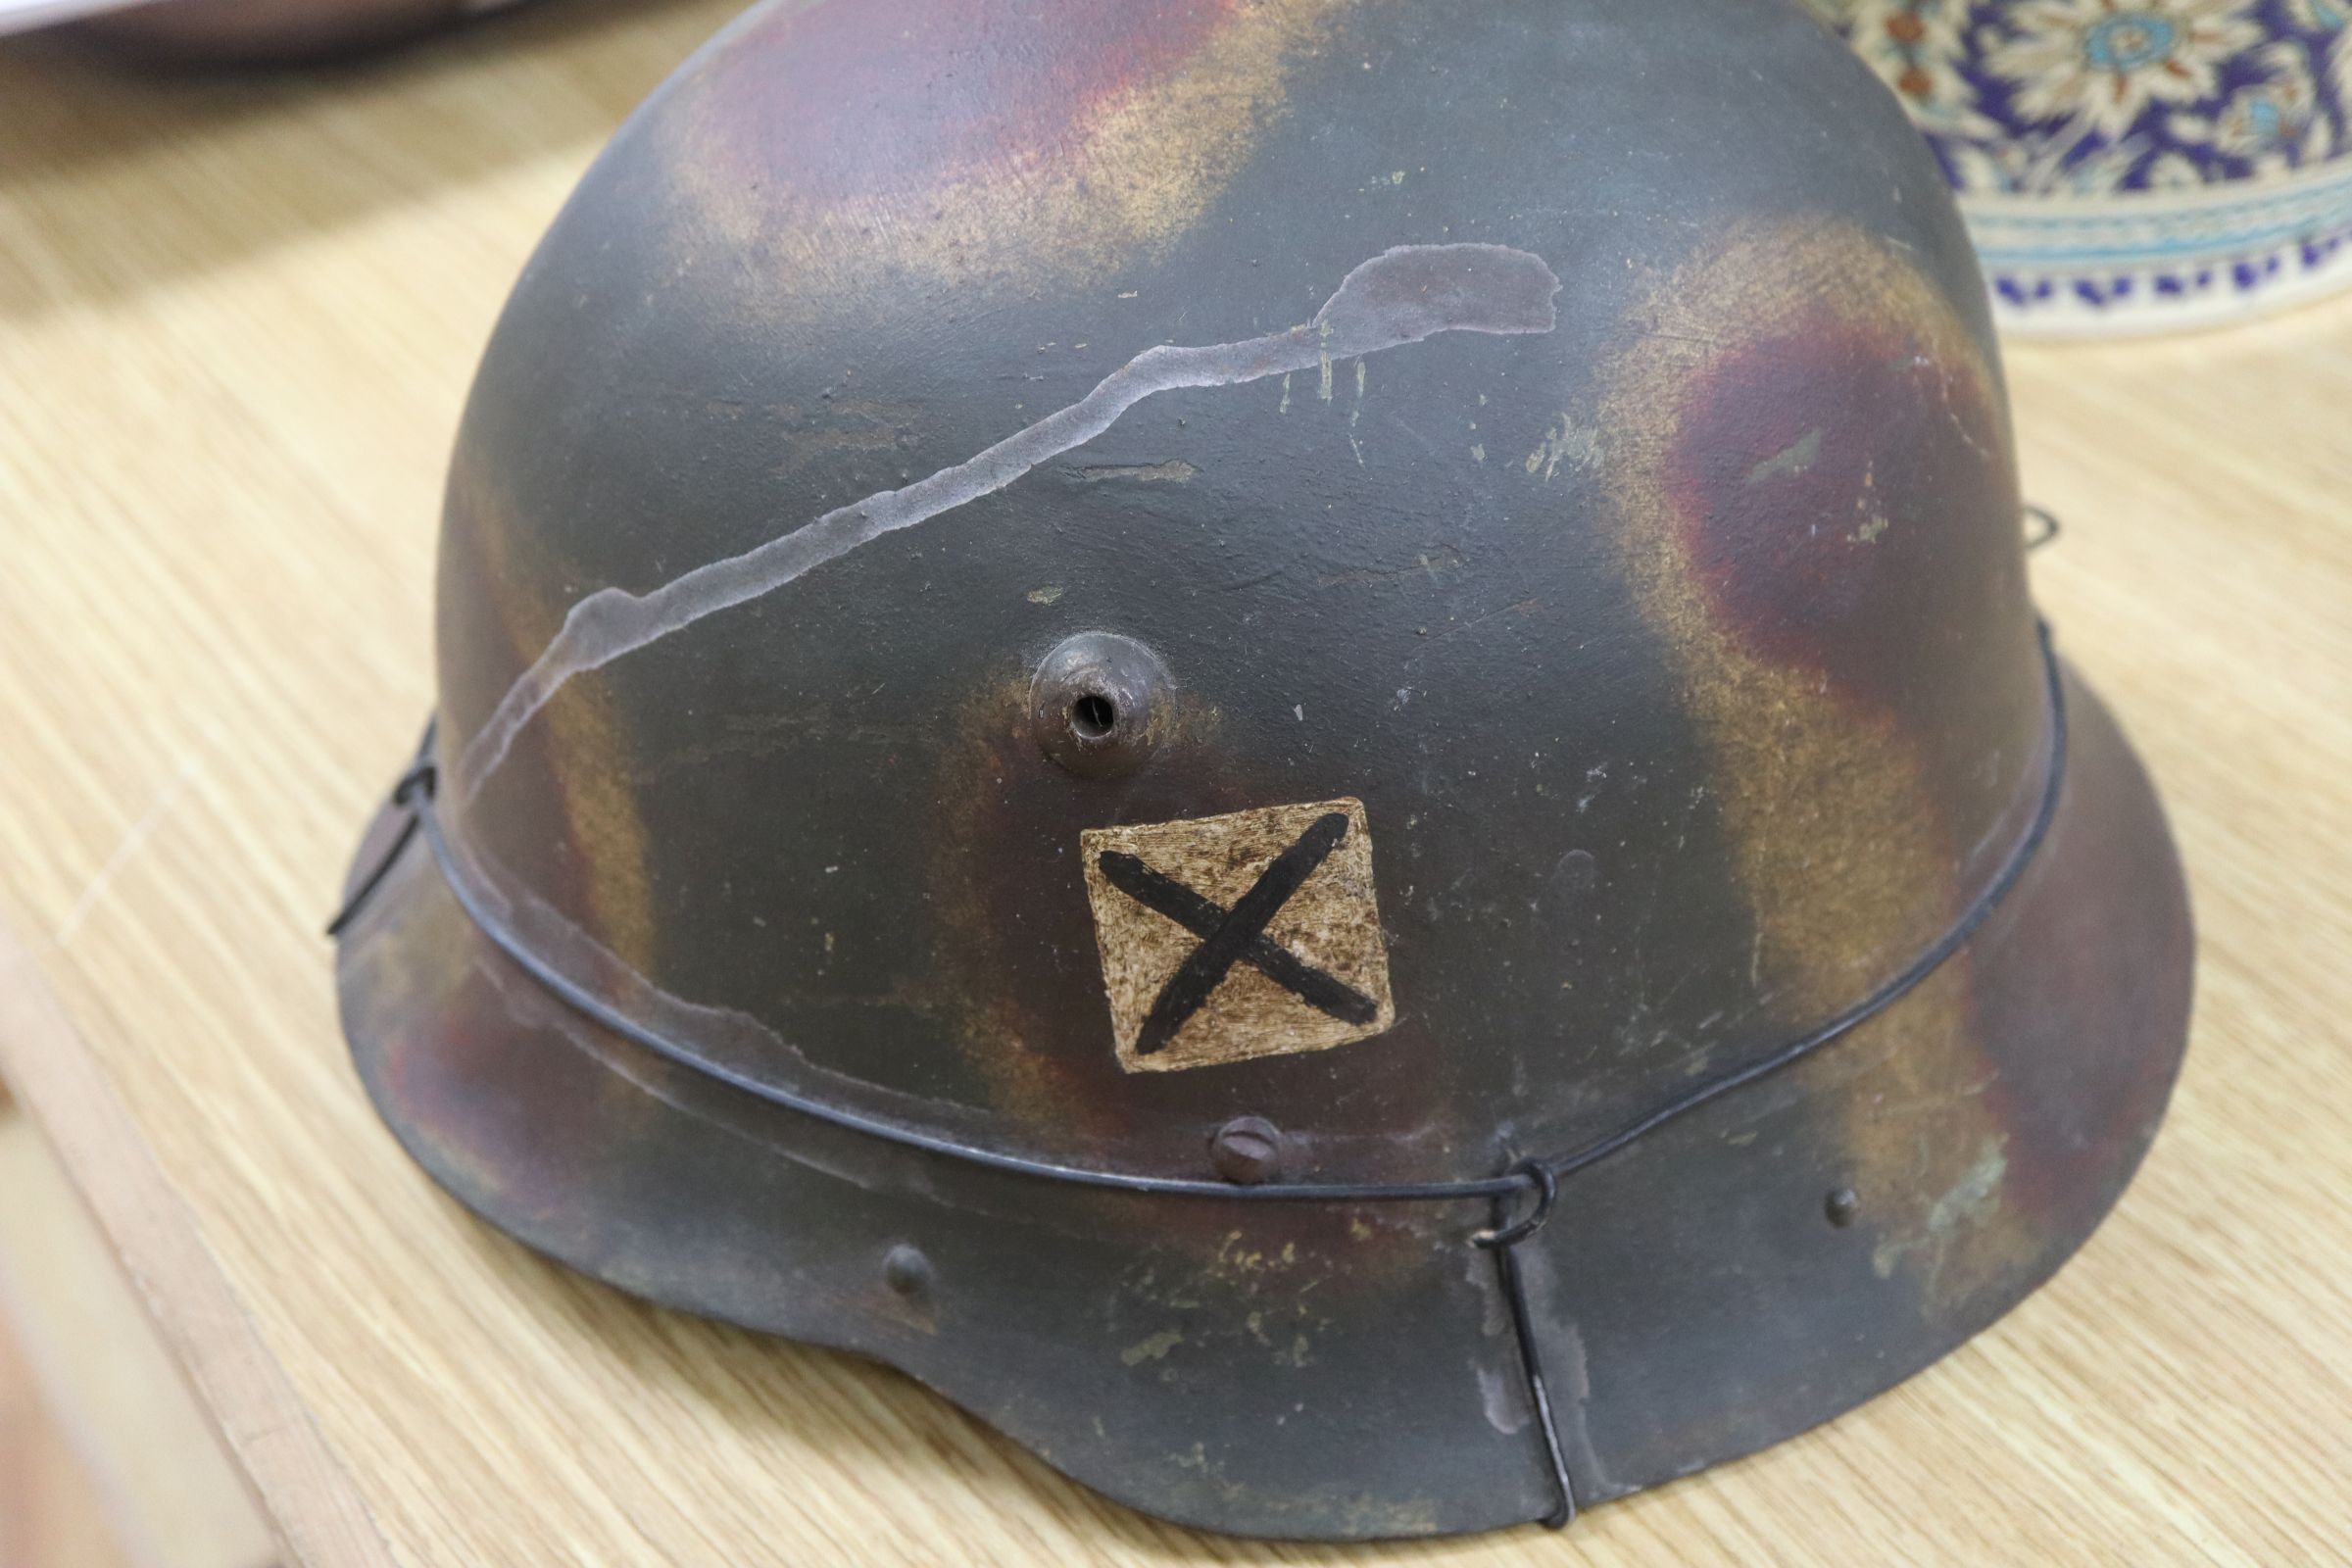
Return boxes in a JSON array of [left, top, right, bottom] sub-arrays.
[[1029, 632, 1171, 779], [1825, 1187, 1861, 1228], [881, 1243, 934, 1296], [1209, 1116, 1286, 1185]]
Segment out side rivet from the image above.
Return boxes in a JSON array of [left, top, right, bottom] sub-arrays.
[[1209, 1116, 1285, 1185], [882, 1243, 934, 1296], [1825, 1187, 1861, 1228]]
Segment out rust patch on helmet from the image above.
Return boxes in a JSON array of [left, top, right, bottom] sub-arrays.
[[1589, 222, 2039, 1315], [664, 0, 1353, 315]]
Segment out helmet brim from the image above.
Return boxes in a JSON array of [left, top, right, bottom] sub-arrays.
[[334, 658, 2190, 1540]]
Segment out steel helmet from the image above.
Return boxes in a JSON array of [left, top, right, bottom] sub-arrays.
[[333, 0, 2194, 1539]]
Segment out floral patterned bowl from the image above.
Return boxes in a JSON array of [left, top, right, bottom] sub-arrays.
[[1807, 0, 2352, 334]]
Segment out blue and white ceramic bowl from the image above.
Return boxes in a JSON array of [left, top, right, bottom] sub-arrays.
[[1808, 0, 2352, 334]]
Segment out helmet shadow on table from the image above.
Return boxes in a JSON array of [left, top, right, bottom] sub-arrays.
[[0, 0, 737, 321]]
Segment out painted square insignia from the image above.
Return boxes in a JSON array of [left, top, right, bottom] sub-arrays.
[[1079, 798, 1396, 1073]]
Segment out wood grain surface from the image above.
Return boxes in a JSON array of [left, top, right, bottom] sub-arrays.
[[0, 4, 2346, 1564]]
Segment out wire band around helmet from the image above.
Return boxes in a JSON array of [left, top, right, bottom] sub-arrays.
[[330, 621, 2069, 1531]]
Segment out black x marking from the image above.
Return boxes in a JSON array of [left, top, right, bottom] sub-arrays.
[[1096, 811, 1379, 1056]]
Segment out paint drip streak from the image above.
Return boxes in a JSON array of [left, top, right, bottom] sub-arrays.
[[457, 243, 1561, 796]]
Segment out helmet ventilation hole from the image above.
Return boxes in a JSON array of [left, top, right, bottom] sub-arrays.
[[1028, 632, 1170, 779], [1069, 692, 1117, 739]]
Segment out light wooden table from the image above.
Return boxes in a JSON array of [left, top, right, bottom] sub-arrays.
[[2, 6, 2347, 1564]]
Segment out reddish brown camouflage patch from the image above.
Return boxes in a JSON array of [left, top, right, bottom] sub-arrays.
[[663, 0, 1350, 318], [1589, 221, 2042, 1315], [1662, 318, 2014, 714], [704, 0, 1245, 205]]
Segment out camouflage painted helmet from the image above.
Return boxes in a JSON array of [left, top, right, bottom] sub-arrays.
[[334, 0, 2194, 1540]]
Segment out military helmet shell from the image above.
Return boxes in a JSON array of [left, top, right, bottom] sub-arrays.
[[336, 0, 2192, 1538]]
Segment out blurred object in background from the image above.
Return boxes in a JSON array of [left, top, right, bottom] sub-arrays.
[[0, 0, 526, 63], [0, 1317, 130, 1568], [1806, 0, 2352, 335], [0, 0, 138, 35], [0, 1102, 274, 1568]]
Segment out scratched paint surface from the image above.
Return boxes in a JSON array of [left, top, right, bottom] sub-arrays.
[[456, 243, 1562, 792]]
